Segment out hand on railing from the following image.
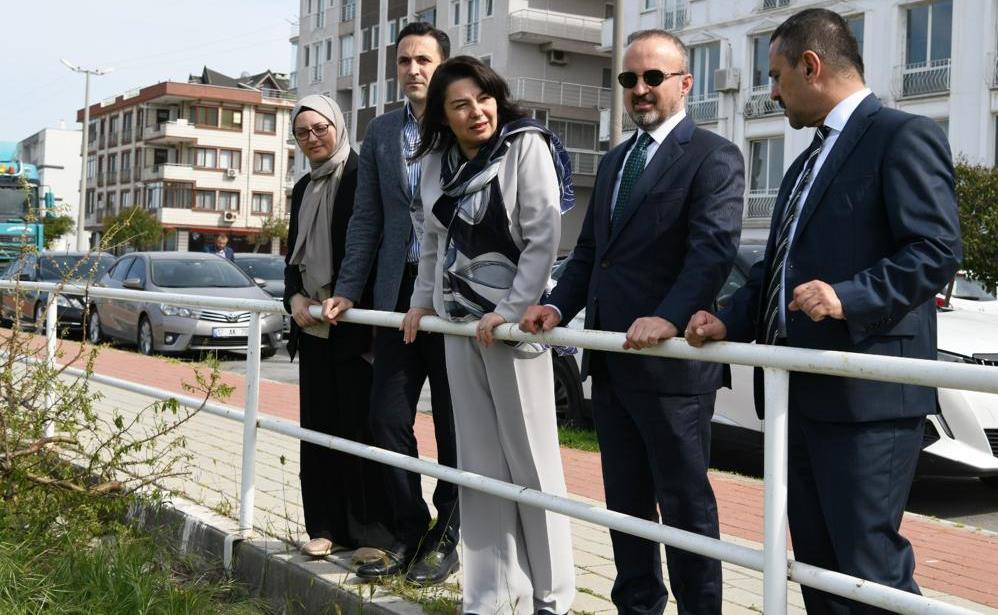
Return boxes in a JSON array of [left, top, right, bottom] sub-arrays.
[[623, 316, 678, 350], [520, 305, 562, 334], [321, 296, 353, 325], [684, 310, 727, 347], [401, 307, 434, 344], [290, 294, 320, 328]]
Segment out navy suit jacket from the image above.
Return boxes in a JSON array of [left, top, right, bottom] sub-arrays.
[[205, 245, 234, 261], [548, 116, 745, 395], [720, 94, 962, 422]]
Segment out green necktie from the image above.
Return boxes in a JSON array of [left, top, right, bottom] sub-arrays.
[[611, 132, 653, 230]]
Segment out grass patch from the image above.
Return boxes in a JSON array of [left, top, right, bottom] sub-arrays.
[[558, 425, 600, 452]]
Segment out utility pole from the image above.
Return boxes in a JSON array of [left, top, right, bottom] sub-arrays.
[[61, 60, 113, 251], [609, 1, 625, 147]]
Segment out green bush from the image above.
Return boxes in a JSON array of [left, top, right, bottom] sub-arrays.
[[955, 162, 998, 290]]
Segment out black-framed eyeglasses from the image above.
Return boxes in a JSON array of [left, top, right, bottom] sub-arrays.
[[293, 122, 331, 142], [617, 70, 686, 88]]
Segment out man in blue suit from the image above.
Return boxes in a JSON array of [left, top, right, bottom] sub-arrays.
[[522, 30, 744, 615], [686, 9, 961, 613], [205, 234, 234, 261]]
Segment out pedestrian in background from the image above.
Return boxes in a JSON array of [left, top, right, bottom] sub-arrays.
[[402, 56, 576, 615], [284, 94, 392, 560], [206, 233, 234, 260], [686, 9, 961, 613]]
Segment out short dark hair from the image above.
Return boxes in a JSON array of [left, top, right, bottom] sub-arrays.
[[770, 8, 864, 79], [396, 21, 451, 61], [627, 29, 689, 72], [412, 56, 527, 160]]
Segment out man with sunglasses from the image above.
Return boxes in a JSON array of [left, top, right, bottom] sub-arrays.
[[522, 29, 744, 615]]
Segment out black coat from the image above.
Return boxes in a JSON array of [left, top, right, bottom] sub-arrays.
[[284, 151, 375, 360]]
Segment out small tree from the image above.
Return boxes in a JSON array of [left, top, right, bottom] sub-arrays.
[[954, 162, 998, 291], [42, 215, 76, 249], [253, 216, 289, 253], [102, 206, 164, 251]]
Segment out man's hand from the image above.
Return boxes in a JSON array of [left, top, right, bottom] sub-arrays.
[[321, 296, 354, 324], [476, 312, 506, 347], [623, 316, 678, 350], [401, 307, 434, 344], [519, 305, 562, 334], [789, 280, 844, 322], [290, 293, 320, 328], [684, 310, 727, 347]]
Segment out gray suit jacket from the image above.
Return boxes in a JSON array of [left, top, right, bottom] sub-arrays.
[[335, 108, 415, 310]]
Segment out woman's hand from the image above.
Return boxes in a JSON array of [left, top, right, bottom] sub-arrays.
[[290, 293, 320, 328], [401, 307, 434, 344], [476, 312, 506, 347]]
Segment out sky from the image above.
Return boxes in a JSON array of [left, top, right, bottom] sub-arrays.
[[3, 0, 299, 143]]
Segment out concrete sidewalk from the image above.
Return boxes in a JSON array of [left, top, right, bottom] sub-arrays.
[[54, 337, 998, 614]]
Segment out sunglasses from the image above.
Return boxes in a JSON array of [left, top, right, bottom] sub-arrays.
[[293, 122, 331, 142], [617, 70, 686, 88]]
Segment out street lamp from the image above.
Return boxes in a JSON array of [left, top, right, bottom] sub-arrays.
[[61, 59, 113, 251]]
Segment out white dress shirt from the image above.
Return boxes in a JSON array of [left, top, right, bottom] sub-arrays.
[[778, 87, 872, 332], [610, 109, 687, 212]]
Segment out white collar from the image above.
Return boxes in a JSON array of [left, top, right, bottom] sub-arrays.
[[822, 87, 872, 133], [638, 108, 687, 145]]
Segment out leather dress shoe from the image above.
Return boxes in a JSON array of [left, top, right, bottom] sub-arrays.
[[355, 543, 414, 580], [405, 543, 459, 586]]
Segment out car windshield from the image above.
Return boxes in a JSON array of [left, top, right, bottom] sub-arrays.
[[234, 256, 285, 280], [150, 258, 253, 288], [952, 276, 996, 302], [39, 254, 114, 281]]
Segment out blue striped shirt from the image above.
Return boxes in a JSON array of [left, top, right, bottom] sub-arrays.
[[402, 102, 422, 263]]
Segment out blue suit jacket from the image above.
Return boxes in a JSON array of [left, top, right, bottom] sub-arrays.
[[548, 116, 745, 395], [204, 245, 234, 261], [720, 94, 962, 422]]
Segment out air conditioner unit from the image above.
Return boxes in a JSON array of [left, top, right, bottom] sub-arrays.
[[547, 49, 567, 66], [222, 211, 238, 222], [225, 168, 238, 178], [714, 68, 740, 93]]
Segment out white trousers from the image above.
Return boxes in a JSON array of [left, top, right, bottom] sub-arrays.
[[444, 336, 576, 615]]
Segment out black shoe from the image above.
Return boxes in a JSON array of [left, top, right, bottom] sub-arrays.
[[405, 544, 459, 586], [355, 543, 415, 580]]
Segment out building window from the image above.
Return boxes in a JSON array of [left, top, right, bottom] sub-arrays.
[[253, 151, 275, 174], [359, 84, 369, 108], [762, 0, 791, 9], [846, 13, 864, 57], [452, 0, 460, 26], [388, 19, 399, 45], [643, 0, 656, 10], [362, 27, 371, 52], [221, 109, 242, 130], [325, 38, 333, 61], [689, 42, 720, 123], [107, 191, 117, 213], [751, 34, 770, 89], [163, 182, 193, 209], [315, 6, 325, 29], [548, 118, 598, 151], [255, 111, 277, 133], [371, 24, 380, 48], [193, 148, 217, 169], [218, 191, 240, 211], [219, 149, 241, 171], [251, 193, 274, 214], [370, 82, 379, 107], [193, 106, 220, 127], [341, 0, 355, 22], [663, 0, 688, 31], [339, 34, 354, 76], [464, 0, 481, 45], [120, 190, 130, 209], [415, 7, 436, 25], [747, 136, 784, 219], [385, 78, 396, 103], [195, 190, 217, 210], [311, 43, 323, 82], [480, 55, 492, 67], [902, 0, 952, 97]]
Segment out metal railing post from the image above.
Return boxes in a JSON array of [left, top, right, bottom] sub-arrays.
[[238, 312, 263, 535], [763, 366, 791, 615], [43, 293, 58, 438]]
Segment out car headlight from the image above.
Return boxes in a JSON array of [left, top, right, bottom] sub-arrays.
[[159, 304, 198, 318]]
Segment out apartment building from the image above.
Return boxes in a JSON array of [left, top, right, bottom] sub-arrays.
[[291, 0, 612, 252], [609, 0, 998, 234], [75, 68, 296, 253], [17, 126, 85, 250]]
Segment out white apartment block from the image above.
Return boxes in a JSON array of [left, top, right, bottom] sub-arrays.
[[610, 0, 998, 234], [76, 69, 296, 254], [17, 126, 86, 250], [291, 0, 613, 253]]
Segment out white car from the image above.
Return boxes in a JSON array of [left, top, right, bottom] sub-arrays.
[[937, 272, 998, 314], [551, 243, 998, 485]]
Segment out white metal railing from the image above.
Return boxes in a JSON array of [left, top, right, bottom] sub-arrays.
[[762, 0, 791, 9], [663, 4, 689, 31], [507, 8, 603, 44], [9, 279, 995, 615], [515, 77, 611, 109], [744, 84, 781, 118], [746, 189, 779, 219], [310, 64, 323, 84], [338, 56, 352, 78], [340, 1, 355, 22], [688, 93, 720, 123], [897, 59, 952, 98], [566, 149, 604, 176]]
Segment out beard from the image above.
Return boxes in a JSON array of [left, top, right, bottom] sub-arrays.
[[627, 94, 681, 131]]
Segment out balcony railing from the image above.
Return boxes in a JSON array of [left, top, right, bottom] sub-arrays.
[[514, 77, 611, 109], [121, 168, 133, 183], [688, 94, 719, 123], [896, 59, 951, 98], [261, 89, 295, 101], [143, 119, 199, 144], [663, 5, 689, 31], [107, 170, 118, 186], [464, 20, 481, 46], [98, 134, 105, 148], [96, 173, 105, 187], [310, 64, 323, 84], [508, 9, 602, 45], [746, 190, 779, 219], [338, 57, 353, 78], [744, 84, 781, 118], [566, 150, 604, 176], [145, 163, 195, 182], [340, 1, 355, 22], [121, 130, 133, 145], [109, 132, 119, 147], [762, 0, 791, 9]]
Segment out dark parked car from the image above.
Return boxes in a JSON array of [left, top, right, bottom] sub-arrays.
[[232, 253, 285, 300]]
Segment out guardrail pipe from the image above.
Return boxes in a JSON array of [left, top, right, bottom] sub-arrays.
[[763, 367, 791, 615], [238, 312, 263, 535], [43, 294, 58, 438]]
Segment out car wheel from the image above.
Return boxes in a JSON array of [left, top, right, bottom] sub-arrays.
[[261, 346, 278, 359], [552, 353, 589, 427], [137, 316, 155, 356], [87, 308, 104, 344]]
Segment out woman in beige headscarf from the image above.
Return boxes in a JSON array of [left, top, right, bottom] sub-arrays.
[[284, 95, 392, 559]]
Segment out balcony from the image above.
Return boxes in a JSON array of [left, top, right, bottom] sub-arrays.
[[338, 57, 353, 78], [107, 170, 118, 186], [662, 5, 689, 31], [310, 64, 323, 84], [261, 89, 295, 101], [746, 190, 779, 220], [462, 21, 481, 46], [108, 132, 119, 147], [688, 94, 719, 123], [895, 59, 951, 98], [762, 0, 791, 9], [121, 130, 133, 145], [143, 119, 199, 144], [121, 168, 133, 184], [96, 172, 105, 187], [566, 150, 604, 176], [144, 163, 195, 182], [508, 9, 603, 50], [87, 138, 97, 153], [744, 84, 781, 118], [514, 78, 611, 109], [340, 2, 355, 22], [98, 134, 105, 148]]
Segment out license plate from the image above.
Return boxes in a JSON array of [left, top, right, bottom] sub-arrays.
[[212, 327, 247, 338]]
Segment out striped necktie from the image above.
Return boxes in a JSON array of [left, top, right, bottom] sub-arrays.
[[762, 125, 831, 344], [611, 132, 653, 230]]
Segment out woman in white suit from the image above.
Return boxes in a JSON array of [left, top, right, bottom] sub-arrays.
[[401, 56, 576, 615]]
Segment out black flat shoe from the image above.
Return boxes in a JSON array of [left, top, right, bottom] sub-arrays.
[[404, 545, 460, 586], [355, 544, 414, 580]]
